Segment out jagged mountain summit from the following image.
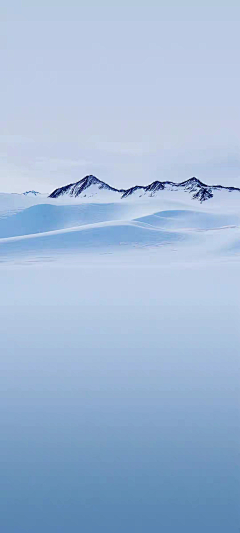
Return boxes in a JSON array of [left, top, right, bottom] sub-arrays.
[[49, 175, 240, 203]]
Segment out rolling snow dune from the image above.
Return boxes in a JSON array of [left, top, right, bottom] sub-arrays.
[[0, 189, 239, 264], [0, 220, 188, 263], [135, 210, 240, 230], [0, 203, 146, 239], [0, 199, 175, 239], [0, 214, 239, 265]]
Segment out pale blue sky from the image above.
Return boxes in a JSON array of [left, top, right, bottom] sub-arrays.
[[1, 1, 240, 192]]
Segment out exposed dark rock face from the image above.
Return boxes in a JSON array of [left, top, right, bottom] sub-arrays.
[[193, 188, 214, 202]]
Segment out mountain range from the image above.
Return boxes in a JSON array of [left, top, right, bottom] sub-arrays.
[[49, 175, 240, 203], [23, 191, 41, 196]]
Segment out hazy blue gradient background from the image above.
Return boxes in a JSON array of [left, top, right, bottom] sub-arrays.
[[0, 263, 239, 532], [1, 1, 240, 192]]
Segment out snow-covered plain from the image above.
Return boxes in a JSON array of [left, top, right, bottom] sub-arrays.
[[0, 189, 239, 532]]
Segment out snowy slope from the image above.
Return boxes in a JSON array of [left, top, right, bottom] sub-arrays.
[[0, 192, 48, 217], [0, 203, 239, 265]]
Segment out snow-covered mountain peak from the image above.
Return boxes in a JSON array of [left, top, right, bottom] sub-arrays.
[[23, 191, 41, 196], [78, 175, 103, 188], [49, 175, 123, 199], [181, 177, 206, 186]]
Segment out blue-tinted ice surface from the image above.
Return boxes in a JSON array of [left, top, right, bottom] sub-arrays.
[[0, 261, 239, 533]]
